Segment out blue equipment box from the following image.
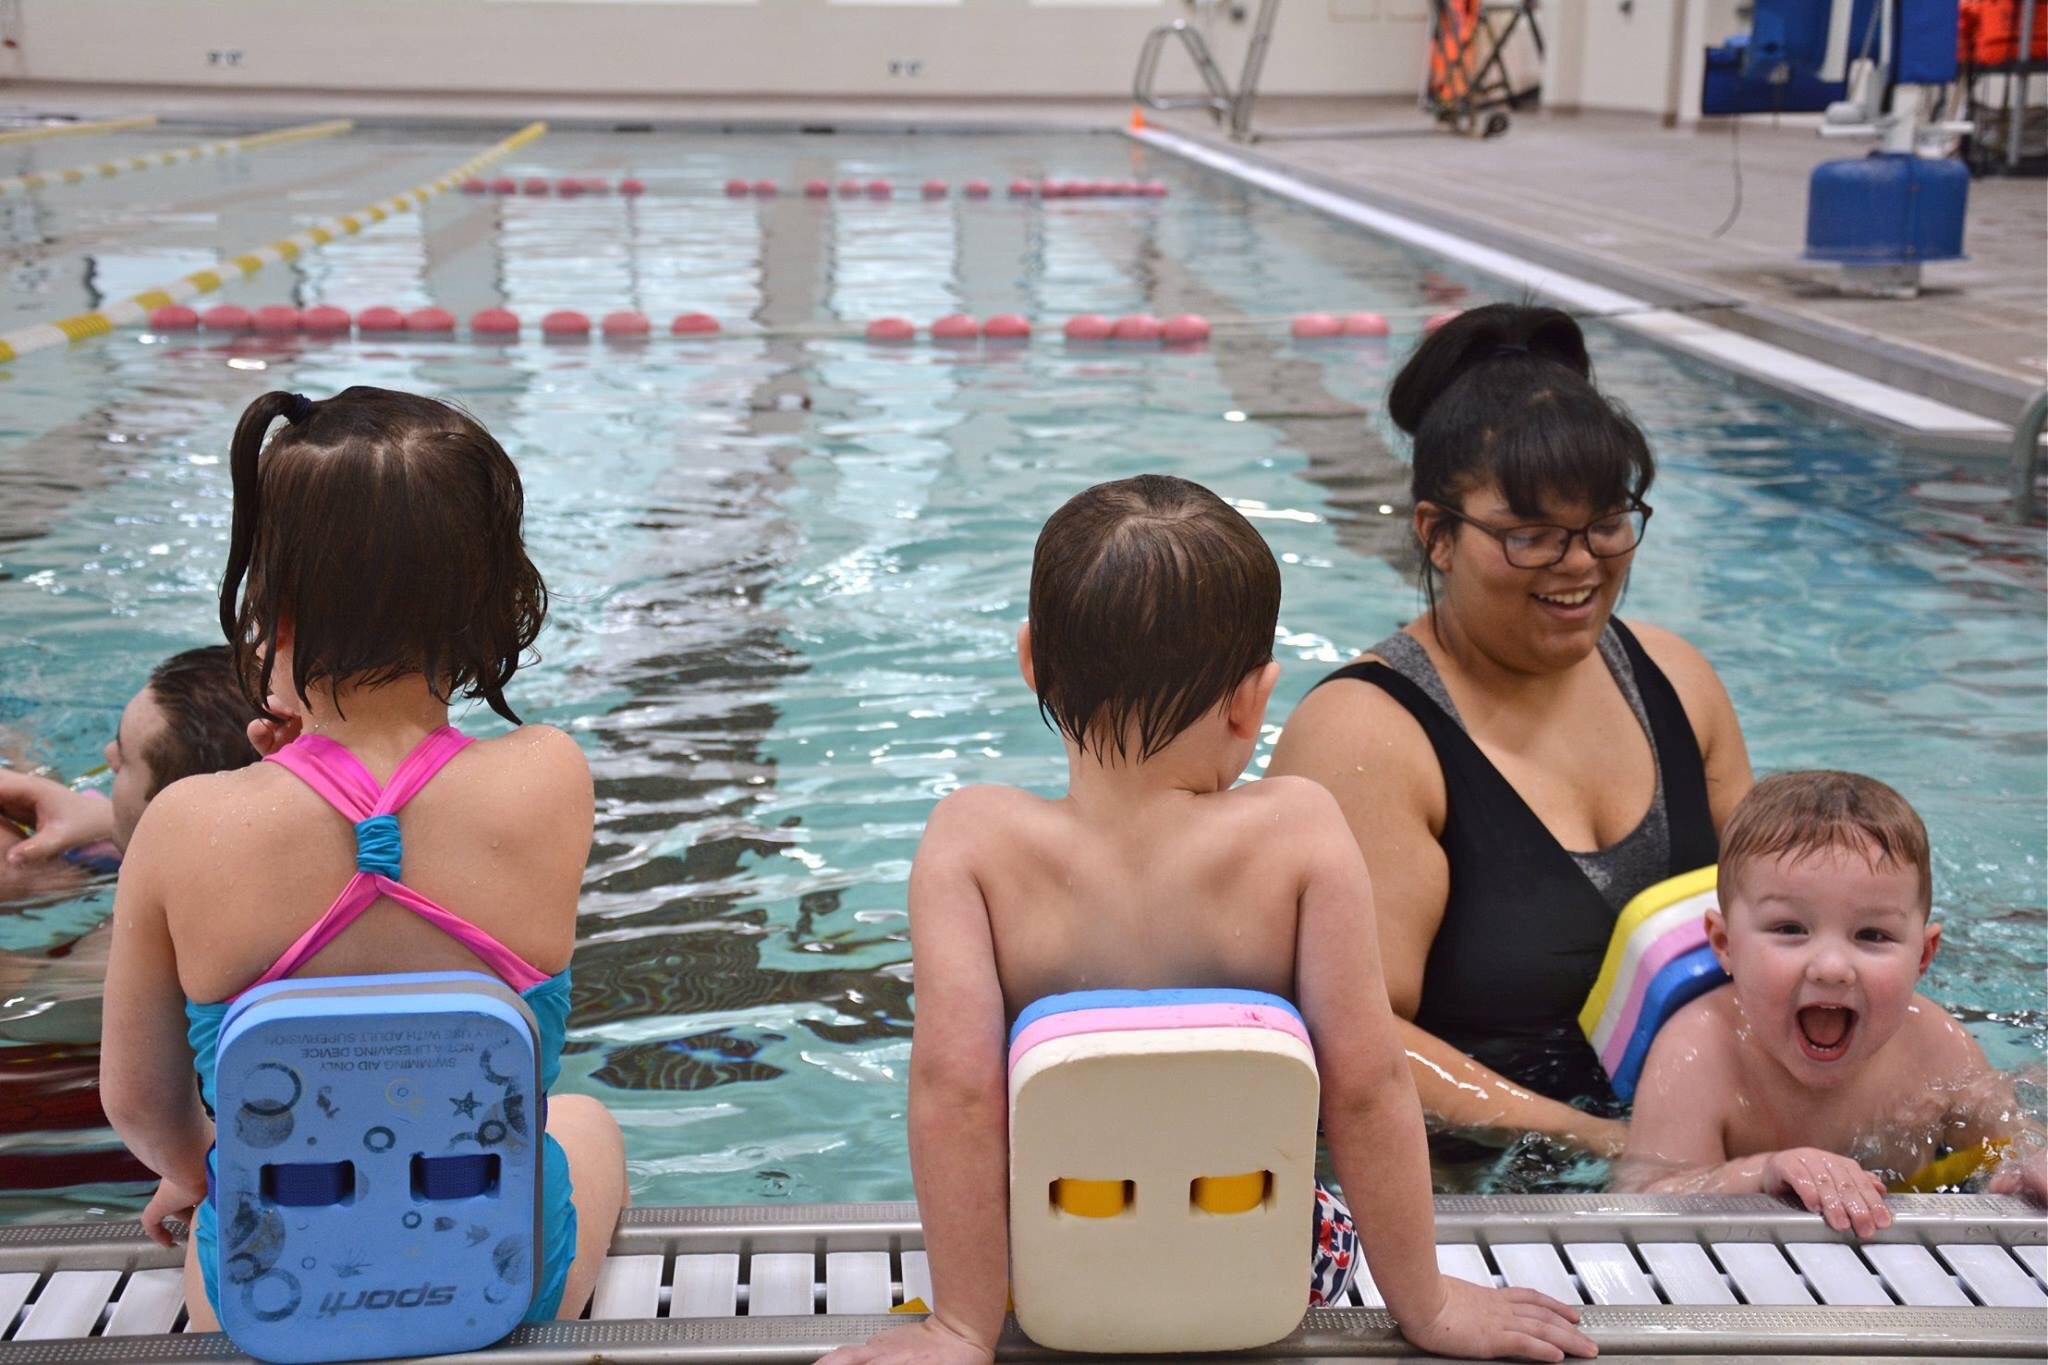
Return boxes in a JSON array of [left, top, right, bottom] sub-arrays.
[[211, 972, 543, 1363], [1807, 152, 1969, 262]]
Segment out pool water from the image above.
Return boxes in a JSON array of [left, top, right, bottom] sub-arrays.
[[0, 129, 2040, 1222]]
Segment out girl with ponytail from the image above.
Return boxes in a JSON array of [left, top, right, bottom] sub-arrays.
[[100, 387, 625, 1329], [1271, 305, 1753, 1160]]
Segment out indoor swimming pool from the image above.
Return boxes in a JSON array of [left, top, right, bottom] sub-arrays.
[[0, 126, 2041, 1225]]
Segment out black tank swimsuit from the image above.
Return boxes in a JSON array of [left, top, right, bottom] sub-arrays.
[[1317, 619, 1718, 1107]]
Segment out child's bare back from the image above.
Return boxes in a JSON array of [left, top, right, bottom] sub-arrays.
[[151, 720, 589, 1005], [942, 776, 1331, 1018]]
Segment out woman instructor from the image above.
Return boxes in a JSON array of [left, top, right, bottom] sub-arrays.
[[1270, 305, 1752, 1157]]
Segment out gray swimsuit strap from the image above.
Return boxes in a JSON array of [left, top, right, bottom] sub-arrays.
[[1372, 627, 1671, 911]]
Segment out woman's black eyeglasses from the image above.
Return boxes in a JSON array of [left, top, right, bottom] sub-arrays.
[[1428, 502, 1652, 569]]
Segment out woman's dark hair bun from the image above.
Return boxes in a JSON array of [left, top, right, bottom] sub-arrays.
[[1387, 302, 1592, 436]]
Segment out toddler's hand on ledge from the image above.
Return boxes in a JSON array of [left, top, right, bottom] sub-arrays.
[[1987, 1147, 2047, 1204], [1762, 1147, 1890, 1237]]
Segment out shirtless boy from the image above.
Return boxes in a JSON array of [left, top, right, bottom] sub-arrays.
[[821, 475, 1593, 1365], [1622, 770, 2044, 1234]]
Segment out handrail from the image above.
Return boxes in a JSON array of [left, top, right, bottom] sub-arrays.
[[1133, 19, 1234, 121], [2013, 389, 2047, 520]]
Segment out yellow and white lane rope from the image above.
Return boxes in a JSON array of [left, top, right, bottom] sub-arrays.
[[0, 119, 354, 199], [0, 121, 545, 366], [0, 115, 159, 147]]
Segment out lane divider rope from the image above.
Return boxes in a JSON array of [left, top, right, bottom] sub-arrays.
[[0, 119, 355, 200], [0, 115, 159, 148], [0, 121, 546, 366]]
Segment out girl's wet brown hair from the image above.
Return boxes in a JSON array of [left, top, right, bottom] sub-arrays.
[[1388, 303, 1655, 613], [1029, 474, 1280, 763], [218, 387, 546, 724]]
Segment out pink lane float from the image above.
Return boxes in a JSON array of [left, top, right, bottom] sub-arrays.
[[198, 304, 250, 331], [1063, 314, 1114, 342], [618, 178, 646, 195], [1341, 312, 1390, 336], [930, 314, 979, 341], [251, 305, 301, 333], [471, 308, 520, 337], [983, 314, 1032, 340], [406, 307, 457, 334], [671, 312, 721, 335], [724, 178, 751, 197], [355, 306, 406, 334], [602, 311, 652, 338], [302, 305, 352, 334], [1111, 314, 1165, 342], [922, 179, 948, 199], [1162, 314, 1211, 344], [541, 310, 591, 338], [964, 180, 992, 198], [751, 179, 778, 196], [865, 317, 916, 342], [148, 304, 200, 330], [1290, 313, 1342, 339]]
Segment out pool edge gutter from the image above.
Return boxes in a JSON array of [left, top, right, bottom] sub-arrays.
[[1132, 125, 2026, 460]]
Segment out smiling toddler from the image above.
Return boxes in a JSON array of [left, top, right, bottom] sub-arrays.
[[1619, 771, 2043, 1234]]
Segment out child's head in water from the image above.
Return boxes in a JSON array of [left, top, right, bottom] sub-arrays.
[[1024, 474, 1280, 772], [1707, 770, 1938, 1090], [218, 388, 546, 724]]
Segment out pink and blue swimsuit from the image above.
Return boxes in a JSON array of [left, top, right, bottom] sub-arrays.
[[186, 727, 578, 1322]]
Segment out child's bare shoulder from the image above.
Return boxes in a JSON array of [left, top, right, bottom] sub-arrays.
[[1901, 992, 1985, 1068], [468, 723, 590, 783], [1639, 986, 1743, 1088], [920, 783, 1053, 848]]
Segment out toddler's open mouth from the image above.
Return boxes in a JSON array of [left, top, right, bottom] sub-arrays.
[[1796, 1004, 1857, 1062]]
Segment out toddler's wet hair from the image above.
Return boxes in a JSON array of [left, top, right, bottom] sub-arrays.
[[218, 387, 546, 725], [1028, 474, 1279, 762], [1720, 770, 1932, 912]]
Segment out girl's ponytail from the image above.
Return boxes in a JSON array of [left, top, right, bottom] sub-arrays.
[[219, 391, 304, 717]]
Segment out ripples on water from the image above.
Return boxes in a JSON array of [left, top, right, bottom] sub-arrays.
[[0, 131, 2040, 1220]]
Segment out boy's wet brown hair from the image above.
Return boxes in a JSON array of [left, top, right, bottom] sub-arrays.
[[142, 646, 261, 798], [1028, 474, 1280, 762], [1719, 770, 1932, 914], [218, 387, 546, 724]]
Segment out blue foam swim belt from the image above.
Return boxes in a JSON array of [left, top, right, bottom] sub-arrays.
[[1008, 988, 1302, 1047], [211, 970, 543, 1363], [1606, 943, 1727, 1101]]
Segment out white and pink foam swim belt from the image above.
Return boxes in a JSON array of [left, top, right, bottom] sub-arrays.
[[1006, 988, 1319, 1353], [1578, 865, 1729, 1101]]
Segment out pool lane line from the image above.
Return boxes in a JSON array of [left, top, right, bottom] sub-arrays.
[[1130, 127, 2006, 440], [0, 121, 546, 366], [0, 119, 355, 200], [0, 115, 159, 148], [129, 309, 1444, 342]]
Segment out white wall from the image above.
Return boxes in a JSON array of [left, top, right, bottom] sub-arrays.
[[6, 0, 1435, 100], [1542, 0, 1748, 119]]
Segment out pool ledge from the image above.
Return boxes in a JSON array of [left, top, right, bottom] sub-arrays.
[[1133, 126, 2025, 458]]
